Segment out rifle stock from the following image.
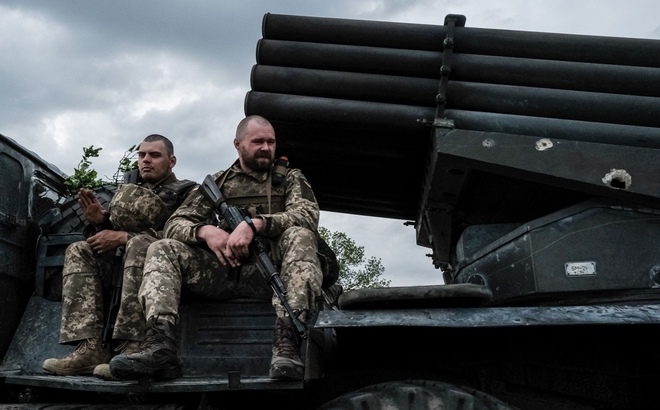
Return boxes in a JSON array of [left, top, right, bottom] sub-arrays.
[[200, 174, 308, 339]]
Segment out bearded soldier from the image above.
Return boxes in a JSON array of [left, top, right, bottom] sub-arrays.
[[109, 115, 323, 381], [42, 134, 196, 379]]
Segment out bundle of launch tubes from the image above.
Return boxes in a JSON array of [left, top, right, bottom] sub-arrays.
[[246, 13, 660, 220]]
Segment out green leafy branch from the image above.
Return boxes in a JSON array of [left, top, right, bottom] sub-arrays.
[[63, 145, 105, 194], [63, 144, 139, 194], [111, 145, 138, 184]]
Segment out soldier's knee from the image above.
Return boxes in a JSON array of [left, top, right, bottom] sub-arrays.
[[126, 234, 156, 257], [65, 241, 93, 259], [281, 226, 317, 245], [127, 233, 153, 246], [62, 241, 99, 277], [146, 238, 170, 256], [145, 238, 186, 259], [279, 227, 320, 265]]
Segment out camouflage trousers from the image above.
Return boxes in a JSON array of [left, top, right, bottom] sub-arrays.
[[60, 234, 158, 344], [139, 226, 323, 323]]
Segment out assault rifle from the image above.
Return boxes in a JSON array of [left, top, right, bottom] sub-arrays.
[[200, 174, 308, 339], [102, 246, 124, 348]]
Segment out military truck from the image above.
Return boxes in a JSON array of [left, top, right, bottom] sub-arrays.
[[2, 13, 660, 410]]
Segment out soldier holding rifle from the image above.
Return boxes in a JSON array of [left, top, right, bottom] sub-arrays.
[[110, 115, 323, 381]]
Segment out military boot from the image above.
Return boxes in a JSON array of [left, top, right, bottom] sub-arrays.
[[269, 316, 304, 380], [43, 338, 111, 376], [93, 340, 141, 380], [109, 317, 181, 380]]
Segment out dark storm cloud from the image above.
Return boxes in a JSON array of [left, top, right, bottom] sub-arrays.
[[1, 1, 341, 80], [0, 0, 383, 177], [1, 1, 253, 105]]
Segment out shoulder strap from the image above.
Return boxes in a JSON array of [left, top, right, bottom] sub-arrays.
[[215, 170, 231, 191], [266, 173, 272, 213], [265, 168, 290, 213]]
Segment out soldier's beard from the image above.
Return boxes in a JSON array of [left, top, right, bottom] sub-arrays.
[[243, 153, 273, 172]]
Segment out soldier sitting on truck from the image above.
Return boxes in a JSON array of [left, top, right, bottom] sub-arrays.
[[42, 134, 196, 379], [108, 115, 323, 381]]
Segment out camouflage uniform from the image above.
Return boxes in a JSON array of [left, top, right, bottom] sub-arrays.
[[139, 161, 323, 322], [59, 173, 194, 344]]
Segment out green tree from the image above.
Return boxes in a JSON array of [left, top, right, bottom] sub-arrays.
[[319, 226, 390, 291]]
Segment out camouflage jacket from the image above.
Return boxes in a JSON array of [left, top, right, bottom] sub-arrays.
[[85, 172, 196, 239], [164, 161, 320, 244], [142, 173, 198, 217]]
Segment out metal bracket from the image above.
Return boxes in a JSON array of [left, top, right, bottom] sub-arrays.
[[444, 14, 467, 27], [435, 14, 466, 120], [432, 14, 465, 130]]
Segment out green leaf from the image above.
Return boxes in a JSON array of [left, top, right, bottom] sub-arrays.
[[63, 143, 143, 192]]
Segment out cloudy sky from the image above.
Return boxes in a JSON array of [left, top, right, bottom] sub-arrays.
[[2, 0, 659, 287]]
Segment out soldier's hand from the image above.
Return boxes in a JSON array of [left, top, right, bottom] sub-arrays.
[[78, 189, 109, 229], [227, 221, 253, 261], [197, 225, 237, 267], [87, 230, 128, 254]]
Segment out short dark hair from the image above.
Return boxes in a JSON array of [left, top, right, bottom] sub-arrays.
[[236, 115, 272, 141], [141, 134, 174, 156]]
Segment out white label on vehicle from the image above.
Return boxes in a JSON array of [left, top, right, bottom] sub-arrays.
[[565, 261, 596, 277]]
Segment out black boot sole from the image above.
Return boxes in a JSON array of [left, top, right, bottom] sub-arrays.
[[110, 356, 182, 381]]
